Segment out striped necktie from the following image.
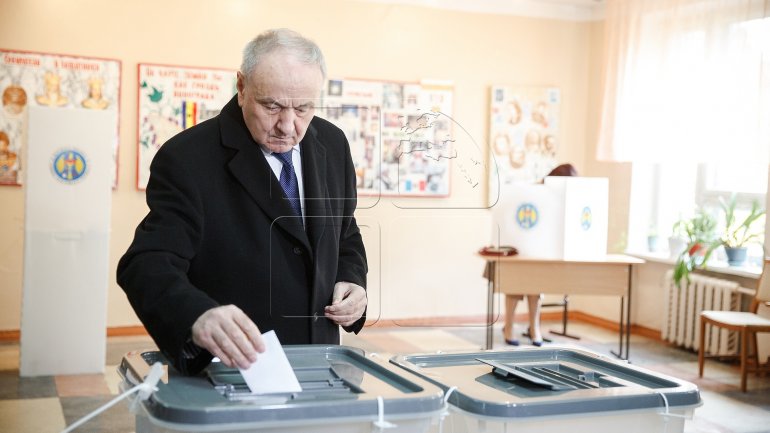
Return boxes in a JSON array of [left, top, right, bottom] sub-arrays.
[[273, 152, 301, 217]]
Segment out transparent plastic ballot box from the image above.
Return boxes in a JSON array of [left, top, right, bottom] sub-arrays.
[[118, 345, 445, 433], [390, 346, 702, 433]]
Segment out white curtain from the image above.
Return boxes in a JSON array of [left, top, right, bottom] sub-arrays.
[[597, 0, 770, 163]]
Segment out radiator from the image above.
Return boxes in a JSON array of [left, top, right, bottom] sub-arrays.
[[662, 270, 741, 356]]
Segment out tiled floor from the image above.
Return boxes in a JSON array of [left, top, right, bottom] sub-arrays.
[[1, 321, 769, 433]]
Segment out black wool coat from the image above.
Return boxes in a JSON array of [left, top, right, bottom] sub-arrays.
[[117, 96, 367, 374]]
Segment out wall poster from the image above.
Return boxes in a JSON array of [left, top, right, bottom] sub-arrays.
[[488, 86, 560, 203], [318, 78, 455, 197], [0, 49, 120, 186], [137, 63, 236, 189]]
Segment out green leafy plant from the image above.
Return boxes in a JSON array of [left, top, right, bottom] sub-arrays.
[[672, 209, 719, 287], [671, 218, 688, 239], [719, 194, 765, 248]]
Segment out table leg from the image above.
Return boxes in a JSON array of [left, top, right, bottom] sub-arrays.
[[610, 264, 633, 361], [486, 278, 494, 350], [611, 296, 626, 359], [625, 264, 632, 360], [548, 296, 580, 340]]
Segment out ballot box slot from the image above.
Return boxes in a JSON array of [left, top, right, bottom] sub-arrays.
[[529, 367, 598, 389], [207, 365, 364, 401], [479, 358, 573, 391], [477, 358, 621, 392]]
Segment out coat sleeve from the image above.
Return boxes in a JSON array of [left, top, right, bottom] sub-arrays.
[[116, 143, 218, 374]]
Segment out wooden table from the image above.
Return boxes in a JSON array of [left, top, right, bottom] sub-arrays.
[[481, 253, 645, 360]]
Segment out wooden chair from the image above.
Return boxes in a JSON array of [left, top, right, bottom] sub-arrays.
[[699, 258, 770, 392]]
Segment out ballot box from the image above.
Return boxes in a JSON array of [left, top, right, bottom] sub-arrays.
[[390, 346, 701, 433], [119, 346, 444, 433], [492, 176, 608, 260]]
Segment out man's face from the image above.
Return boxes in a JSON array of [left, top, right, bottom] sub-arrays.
[[237, 51, 324, 154]]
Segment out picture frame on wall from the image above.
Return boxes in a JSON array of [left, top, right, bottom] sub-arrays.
[[488, 85, 561, 204], [0, 49, 121, 187], [318, 78, 457, 199], [136, 63, 237, 190]]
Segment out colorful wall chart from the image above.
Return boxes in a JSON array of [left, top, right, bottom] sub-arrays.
[[488, 86, 560, 202], [0, 49, 120, 186], [319, 79, 455, 197], [136, 63, 236, 189]]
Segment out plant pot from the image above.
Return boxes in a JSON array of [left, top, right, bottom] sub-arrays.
[[668, 236, 687, 258], [647, 235, 660, 252], [724, 246, 748, 266]]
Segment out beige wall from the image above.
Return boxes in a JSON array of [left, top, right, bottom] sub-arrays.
[[0, 0, 617, 331]]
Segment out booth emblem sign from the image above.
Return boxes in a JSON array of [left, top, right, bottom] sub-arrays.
[[515, 203, 538, 229], [580, 206, 592, 230], [52, 150, 87, 183]]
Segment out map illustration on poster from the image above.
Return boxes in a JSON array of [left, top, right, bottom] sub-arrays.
[[136, 63, 236, 189], [318, 78, 463, 198], [0, 50, 120, 186], [488, 86, 560, 203]]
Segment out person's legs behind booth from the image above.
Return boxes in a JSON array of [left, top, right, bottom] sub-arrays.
[[503, 294, 544, 346]]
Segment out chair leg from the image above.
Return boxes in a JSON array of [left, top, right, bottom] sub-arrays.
[[740, 329, 748, 392], [751, 331, 759, 373], [698, 318, 706, 377]]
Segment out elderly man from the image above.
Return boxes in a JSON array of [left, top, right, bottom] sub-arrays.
[[118, 28, 368, 375]]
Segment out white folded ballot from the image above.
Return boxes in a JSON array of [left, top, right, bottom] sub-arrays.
[[238, 330, 302, 394]]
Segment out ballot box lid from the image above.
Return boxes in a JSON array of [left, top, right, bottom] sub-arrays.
[[390, 346, 702, 419], [119, 345, 443, 426]]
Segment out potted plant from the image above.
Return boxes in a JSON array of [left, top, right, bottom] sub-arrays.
[[718, 194, 765, 266], [647, 223, 660, 252], [668, 218, 688, 258], [672, 209, 719, 287]]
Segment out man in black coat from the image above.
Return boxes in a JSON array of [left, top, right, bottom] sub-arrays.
[[117, 28, 367, 375]]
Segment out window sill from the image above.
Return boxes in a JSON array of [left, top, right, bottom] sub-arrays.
[[626, 250, 762, 279]]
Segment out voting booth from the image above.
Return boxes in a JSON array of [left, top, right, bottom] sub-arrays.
[[492, 176, 609, 260], [20, 106, 115, 376]]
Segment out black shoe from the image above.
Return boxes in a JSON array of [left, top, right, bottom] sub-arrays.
[[503, 327, 520, 346]]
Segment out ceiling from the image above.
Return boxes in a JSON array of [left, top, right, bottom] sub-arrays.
[[356, 0, 606, 21]]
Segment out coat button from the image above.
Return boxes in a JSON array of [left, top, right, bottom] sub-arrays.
[[292, 247, 303, 255]]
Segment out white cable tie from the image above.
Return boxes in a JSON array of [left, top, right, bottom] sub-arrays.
[[60, 362, 164, 433], [437, 386, 458, 433], [138, 362, 165, 400], [654, 390, 688, 420], [442, 386, 458, 406], [372, 395, 397, 431]]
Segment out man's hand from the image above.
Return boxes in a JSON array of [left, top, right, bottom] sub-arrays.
[[191, 305, 265, 369], [324, 281, 367, 327]]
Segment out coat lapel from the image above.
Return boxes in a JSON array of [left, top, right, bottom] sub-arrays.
[[300, 124, 328, 253], [218, 97, 310, 251]]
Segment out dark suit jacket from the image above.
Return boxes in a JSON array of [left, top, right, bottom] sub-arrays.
[[117, 96, 367, 374]]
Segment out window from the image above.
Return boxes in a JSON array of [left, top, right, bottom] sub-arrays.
[[606, 2, 770, 269], [629, 161, 767, 268]]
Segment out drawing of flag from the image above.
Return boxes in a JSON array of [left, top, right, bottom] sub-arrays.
[[182, 100, 197, 129]]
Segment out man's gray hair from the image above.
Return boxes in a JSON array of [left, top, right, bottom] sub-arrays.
[[241, 28, 327, 79]]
